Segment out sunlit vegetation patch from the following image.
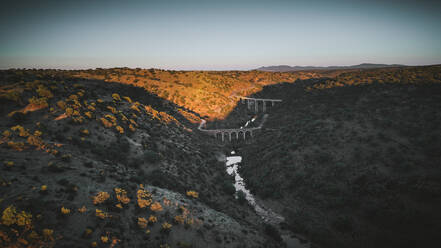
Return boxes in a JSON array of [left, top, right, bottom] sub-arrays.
[[306, 65, 441, 91], [71, 68, 325, 120], [0, 205, 55, 247]]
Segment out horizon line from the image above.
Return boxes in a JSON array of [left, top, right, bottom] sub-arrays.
[[1, 63, 441, 72]]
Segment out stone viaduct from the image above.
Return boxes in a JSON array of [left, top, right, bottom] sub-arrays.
[[238, 97, 282, 113], [198, 97, 282, 142]]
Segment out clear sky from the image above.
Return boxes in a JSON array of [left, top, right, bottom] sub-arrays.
[[1, 0, 440, 70]]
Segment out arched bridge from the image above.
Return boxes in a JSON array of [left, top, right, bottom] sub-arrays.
[[236, 97, 282, 113], [198, 114, 268, 142]]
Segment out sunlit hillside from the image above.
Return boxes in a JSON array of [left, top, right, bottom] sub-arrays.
[[69, 68, 329, 120]]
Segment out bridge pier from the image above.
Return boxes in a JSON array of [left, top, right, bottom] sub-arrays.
[[254, 100, 258, 112]]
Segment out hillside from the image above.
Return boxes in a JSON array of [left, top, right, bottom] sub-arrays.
[[256, 63, 407, 72], [0, 70, 282, 248], [66, 68, 334, 120], [1, 65, 441, 248], [238, 65, 441, 248]]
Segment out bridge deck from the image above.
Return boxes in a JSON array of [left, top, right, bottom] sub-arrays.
[[237, 97, 282, 102]]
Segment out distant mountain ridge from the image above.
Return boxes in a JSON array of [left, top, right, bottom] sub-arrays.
[[256, 63, 406, 72]]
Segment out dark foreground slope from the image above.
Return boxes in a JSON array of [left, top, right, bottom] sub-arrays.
[[239, 67, 441, 248], [0, 70, 279, 248]]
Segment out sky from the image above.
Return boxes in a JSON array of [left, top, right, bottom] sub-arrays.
[[1, 0, 440, 70]]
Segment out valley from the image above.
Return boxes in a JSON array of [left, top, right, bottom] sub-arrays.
[[1, 65, 441, 248]]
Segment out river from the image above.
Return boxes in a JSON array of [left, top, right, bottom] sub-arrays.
[[225, 151, 310, 248]]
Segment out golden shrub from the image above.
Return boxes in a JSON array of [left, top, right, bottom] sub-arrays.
[[61, 207, 70, 215], [1, 205, 17, 226], [107, 106, 117, 114], [57, 100, 66, 110], [27, 135, 44, 148], [87, 105, 96, 112], [161, 222, 172, 230], [78, 206, 87, 213], [130, 104, 141, 113], [2, 130, 12, 137], [112, 93, 121, 101], [186, 191, 199, 198], [150, 202, 163, 212], [116, 126, 124, 134], [81, 129, 90, 135], [95, 209, 110, 219], [123, 96, 132, 103], [11, 125, 29, 137], [119, 113, 128, 122], [68, 94, 78, 101], [16, 211, 32, 226], [129, 119, 138, 126], [84, 228, 93, 237], [104, 114, 117, 124], [42, 229, 54, 241], [100, 118, 113, 128], [40, 185, 47, 191], [101, 236, 108, 243], [138, 217, 148, 229], [93, 192, 110, 205], [36, 85, 53, 98], [4, 161, 14, 167], [114, 188, 130, 204], [65, 107, 74, 116], [84, 111, 92, 118], [137, 187, 152, 208], [174, 215, 185, 225], [8, 141, 25, 151], [129, 124, 136, 132], [28, 97, 48, 108], [148, 215, 157, 223]]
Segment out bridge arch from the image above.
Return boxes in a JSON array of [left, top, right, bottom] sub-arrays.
[[245, 130, 252, 140]]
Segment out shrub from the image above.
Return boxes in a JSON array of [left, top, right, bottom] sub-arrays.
[[236, 190, 247, 204], [150, 202, 163, 212], [222, 180, 236, 195], [143, 150, 161, 163], [93, 192, 110, 205], [264, 223, 282, 242], [186, 191, 199, 198], [112, 93, 121, 101], [137, 187, 152, 208]]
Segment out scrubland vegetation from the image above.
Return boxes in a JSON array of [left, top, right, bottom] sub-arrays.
[[1, 65, 440, 247], [0, 70, 277, 247], [240, 65, 441, 248]]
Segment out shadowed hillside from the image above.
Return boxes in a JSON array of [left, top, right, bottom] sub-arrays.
[[238, 65, 441, 248]]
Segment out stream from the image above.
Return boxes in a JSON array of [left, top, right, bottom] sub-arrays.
[[224, 118, 310, 247]]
